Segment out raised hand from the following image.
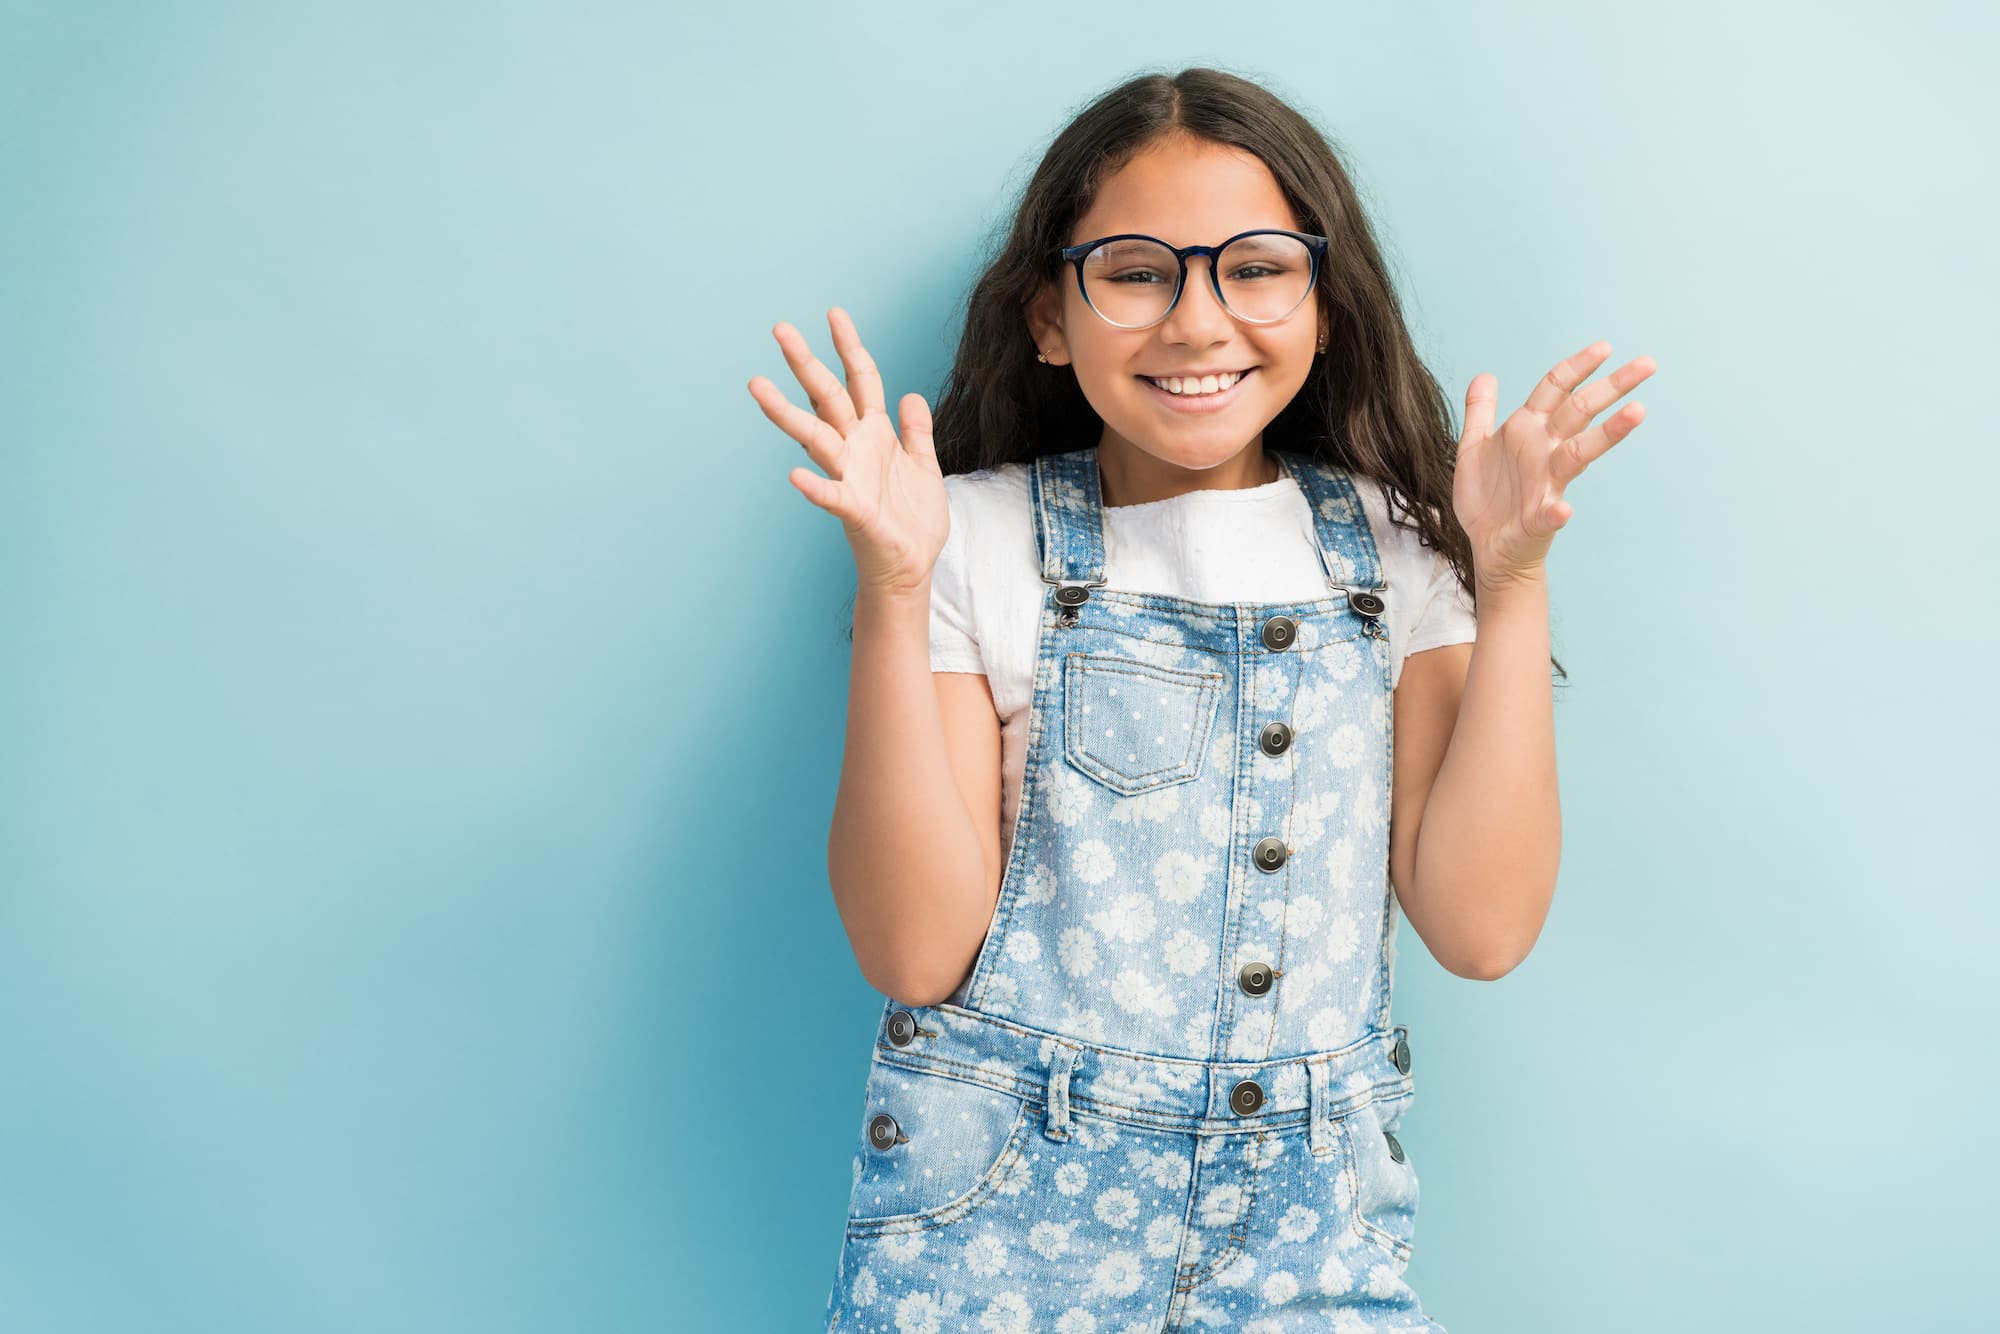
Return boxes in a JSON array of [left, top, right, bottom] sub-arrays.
[[1453, 340, 1657, 589], [747, 307, 950, 599]]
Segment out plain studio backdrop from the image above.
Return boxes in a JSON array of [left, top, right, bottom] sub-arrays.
[[3, 2, 1993, 1329]]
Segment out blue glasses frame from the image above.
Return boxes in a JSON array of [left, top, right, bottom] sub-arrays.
[[1052, 228, 1330, 329]]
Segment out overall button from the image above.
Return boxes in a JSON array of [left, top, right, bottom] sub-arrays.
[[1238, 961, 1274, 996], [1384, 1129, 1406, 1163], [1054, 585, 1091, 607], [1348, 589, 1386, 618], [1258, 721, 1293, 756], [1260, 615, 1297, 651], [886, 1009, 918, 1047], [1252, 836, 1289, 872], [1054, 584, 1089, 627], [1229, 1079, 1265, 1116], [867, 1113, 902, 1151], [1392, 1034, 1412, 1074]]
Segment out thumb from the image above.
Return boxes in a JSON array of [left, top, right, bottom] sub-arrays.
[[899, 393, 938, 469], [1461, 373, 1497, 446]]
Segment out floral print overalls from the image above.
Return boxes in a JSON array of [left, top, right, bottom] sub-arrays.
[[823, 445, 1448, 1332]]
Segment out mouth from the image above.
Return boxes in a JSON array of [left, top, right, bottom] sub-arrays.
[[1136, 367, 1257, 414]]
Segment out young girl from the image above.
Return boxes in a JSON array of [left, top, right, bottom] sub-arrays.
[[750, 67, 1652, 1333]]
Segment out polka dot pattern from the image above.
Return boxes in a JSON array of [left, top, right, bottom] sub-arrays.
[[827, 448, 1443, 1329]]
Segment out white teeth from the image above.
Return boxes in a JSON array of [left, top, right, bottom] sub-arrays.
[[1148, 369, 1246, 396]]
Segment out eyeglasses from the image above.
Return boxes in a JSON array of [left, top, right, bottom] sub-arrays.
[[1051, 228, 1329, 330]]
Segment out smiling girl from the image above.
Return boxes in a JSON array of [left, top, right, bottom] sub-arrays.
[[750, 66, 1653, 1332]]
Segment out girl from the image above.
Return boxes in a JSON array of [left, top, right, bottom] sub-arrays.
[[750, 67, 1652, 1333]]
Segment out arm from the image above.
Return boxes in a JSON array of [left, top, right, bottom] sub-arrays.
[[1390, 337, 1656, 978], [748, 306, 994, 1004], [1388, 572, 1559, 981], [826, 588, 1005, 1004]]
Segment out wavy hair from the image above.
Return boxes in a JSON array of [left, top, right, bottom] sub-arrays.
[[861, 65, 1562, 682]]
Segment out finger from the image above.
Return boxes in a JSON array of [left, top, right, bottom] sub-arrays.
[[1551, 400, 1647, 490], [748, 373, 850, 480], [1461, 373, 1499, 447], [829, 307, 889, 420], [1524, 339, 1614, 422], [788, 463, 858, 523], [772, 321, 859, 435], [1547, 353, 1657, 442], [899, 392, 937, 470]]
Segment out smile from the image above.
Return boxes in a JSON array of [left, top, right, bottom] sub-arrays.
[[1136, 367, 1257, 414]]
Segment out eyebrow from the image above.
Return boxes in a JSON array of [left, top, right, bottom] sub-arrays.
[[1077, 228, 1298, 246]]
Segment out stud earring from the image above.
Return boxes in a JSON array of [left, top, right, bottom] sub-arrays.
[[1037, 351, 1049, 363]]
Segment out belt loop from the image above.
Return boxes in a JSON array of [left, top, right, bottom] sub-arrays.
[[1044, 1041, 1082, 1142], [1308, 1059, 1334, 1157]]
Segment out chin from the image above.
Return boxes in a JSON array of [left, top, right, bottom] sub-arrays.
[[1101, 440, 1247, 480], [1123, 414, 1273, 464]]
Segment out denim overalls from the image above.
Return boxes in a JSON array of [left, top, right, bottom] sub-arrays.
[[824, 446, 1447, 1332]]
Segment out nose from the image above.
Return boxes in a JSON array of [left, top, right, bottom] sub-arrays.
[[1158, 254, 1234, 344]]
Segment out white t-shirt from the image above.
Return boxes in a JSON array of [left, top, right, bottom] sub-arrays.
[[928, 460, 1479, 860]]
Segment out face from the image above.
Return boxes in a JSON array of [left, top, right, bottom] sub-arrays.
[[1028, 132, 1326, 485]]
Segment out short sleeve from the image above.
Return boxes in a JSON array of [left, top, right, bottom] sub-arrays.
[[928, 482, 984, 674], [1406, 544, 1478, 654]]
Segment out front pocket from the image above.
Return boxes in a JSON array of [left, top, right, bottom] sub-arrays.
[[1342, 1094, 1419, 1264], [1062, 653, 1224, 796], [844, 1063, 1036, 1236]]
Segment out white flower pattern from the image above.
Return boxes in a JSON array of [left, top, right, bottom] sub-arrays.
[[1056, 926, 1099, 977], [827, 449, 1443, 1331], [1090, 893, 1156, 943]]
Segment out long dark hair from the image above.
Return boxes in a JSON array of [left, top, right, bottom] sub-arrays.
[[859, 65, 1563, 683]]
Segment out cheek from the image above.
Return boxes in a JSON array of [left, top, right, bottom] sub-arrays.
[[1254, 346, 1316, 394]]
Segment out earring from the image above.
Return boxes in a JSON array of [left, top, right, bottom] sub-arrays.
[[1037, 351, 1049, 363]]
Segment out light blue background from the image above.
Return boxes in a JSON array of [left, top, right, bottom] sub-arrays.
[[4, 2, 1993, 1329]]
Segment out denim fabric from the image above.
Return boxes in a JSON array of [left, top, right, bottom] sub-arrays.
[[824, 447, 1447, 1332]]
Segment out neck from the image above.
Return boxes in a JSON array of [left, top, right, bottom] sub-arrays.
[[1096, 438, 1282, 508]]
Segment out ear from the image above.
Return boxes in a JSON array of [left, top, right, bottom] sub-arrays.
[[1025, 278, 1071, 367]]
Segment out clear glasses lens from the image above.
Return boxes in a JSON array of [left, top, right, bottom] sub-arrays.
[[1079, 233, 1314, 328]]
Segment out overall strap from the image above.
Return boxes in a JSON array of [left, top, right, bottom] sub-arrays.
[[1276, 450, 1387, 594], [1029, 447, 1108, 588]]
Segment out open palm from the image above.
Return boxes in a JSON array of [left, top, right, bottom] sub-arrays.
[[1453, 339, 1657, 588], [747, 307, 950, 598]]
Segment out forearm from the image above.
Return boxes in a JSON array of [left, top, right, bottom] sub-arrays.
[[826, 584, 992, 1003], [1405, 569, 1562, 978]]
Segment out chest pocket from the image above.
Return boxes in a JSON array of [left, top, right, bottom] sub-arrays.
[[1063, 653, 1225, 796]]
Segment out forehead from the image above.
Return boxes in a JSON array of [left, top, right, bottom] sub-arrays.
[[1072, 136, 1299, 245]]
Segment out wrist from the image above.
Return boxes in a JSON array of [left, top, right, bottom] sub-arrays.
[[1473, 561, 1548, 602], [855, 577, 933, 619]]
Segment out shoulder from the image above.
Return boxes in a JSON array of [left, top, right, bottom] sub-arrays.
[[944, 460, 1030, 510], [1344, 476, 1475, 636], [1348, 476, 1444, 571], [941, 462, 1033, 542]]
